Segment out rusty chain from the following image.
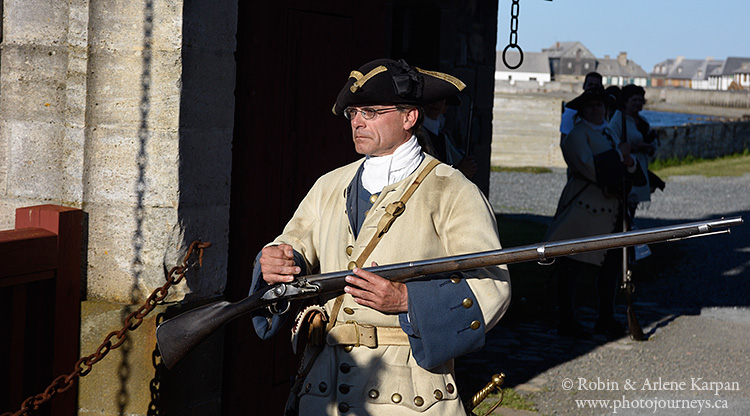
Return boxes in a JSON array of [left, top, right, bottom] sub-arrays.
[[2, 240, 212, 416]]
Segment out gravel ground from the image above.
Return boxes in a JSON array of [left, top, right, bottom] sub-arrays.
[[475, 170, 750, 416]]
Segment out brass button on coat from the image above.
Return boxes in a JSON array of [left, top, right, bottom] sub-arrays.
[[446, 383, 455, 394], [433, 390, 443, 400], [413, 396, 424, 406], [462, 298, 473, 308], [368, 389, 379, 399], [470, 320, 481, 330], [450, 274, 461, 283], [347, 261, 357, 270], [343, 345, 354, 352], [369, 194, 379, 204], [391, 393, 402, 403], [338, 402, 349, 413], [343, 307, 355, 315], [346, 245, 354, 255]]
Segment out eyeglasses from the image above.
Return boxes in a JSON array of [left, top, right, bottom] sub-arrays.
[[343, 107, 400, 120]]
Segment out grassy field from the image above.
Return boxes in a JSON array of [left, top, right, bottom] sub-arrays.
[[492, 152, 750, 178], [650, 152, 750, 178]]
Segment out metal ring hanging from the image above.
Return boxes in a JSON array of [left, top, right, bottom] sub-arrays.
[[502, 44, 524, 70]]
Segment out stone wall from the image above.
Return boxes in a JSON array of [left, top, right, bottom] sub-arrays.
[[646, 87, 750, 111], [1, 0, 236, 414], [492, 91, 750, 168], [492, 92, 568, 168], [654, 121, 750, 160]]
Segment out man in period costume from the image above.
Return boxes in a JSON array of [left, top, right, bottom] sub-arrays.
[[545, 87, 637, 339], [249, 58, 511, 415]]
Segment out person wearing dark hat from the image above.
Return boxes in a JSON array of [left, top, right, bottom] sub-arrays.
[[419, 97, 478, 179], [544, 86, 637, 339], [559, 71, 604, 142], [249, 58, 510, 415]]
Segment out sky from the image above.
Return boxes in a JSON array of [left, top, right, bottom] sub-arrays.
[[496, 0, 749, 72]]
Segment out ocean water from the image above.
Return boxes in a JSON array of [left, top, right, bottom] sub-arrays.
[[640, 110, 717, 127]]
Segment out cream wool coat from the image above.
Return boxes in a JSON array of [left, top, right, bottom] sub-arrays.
[[269, 155, 511, 415], [544, 121, 625, 266]]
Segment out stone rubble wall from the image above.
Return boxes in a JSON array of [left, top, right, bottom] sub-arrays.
[[492, 90, 750, 168]]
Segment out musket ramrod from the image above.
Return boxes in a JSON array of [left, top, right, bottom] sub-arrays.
[[156, 217, 742, 369]]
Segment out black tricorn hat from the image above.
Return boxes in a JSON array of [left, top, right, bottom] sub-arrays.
[[565, 86, 616, 111], [332, 58, 466, 116]]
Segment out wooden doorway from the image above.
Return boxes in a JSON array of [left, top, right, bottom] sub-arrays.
[[226, 2, 387, 414]]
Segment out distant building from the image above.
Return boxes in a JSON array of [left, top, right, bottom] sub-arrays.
[[708, 57, 750, 90], [494, 50, 551, 86], [542, 41, 597, 83], [650, 56, 710, 88], [597, 52, 649, 87]]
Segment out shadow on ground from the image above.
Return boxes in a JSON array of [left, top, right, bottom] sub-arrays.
[[456, 210, 749, 403]]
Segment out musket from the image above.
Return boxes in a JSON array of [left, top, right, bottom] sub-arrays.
[[156, 217, 742, 369]]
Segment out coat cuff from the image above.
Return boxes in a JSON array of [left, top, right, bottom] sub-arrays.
[[404, 275, 485, 369], [249, 248, 308, 339]]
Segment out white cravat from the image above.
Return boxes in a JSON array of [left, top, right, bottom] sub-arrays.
[[361, 135, 424, 194]]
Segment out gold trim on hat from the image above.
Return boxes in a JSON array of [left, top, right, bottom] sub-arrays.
[[349, 65, 388, 93], [416, 68, 466, 91]]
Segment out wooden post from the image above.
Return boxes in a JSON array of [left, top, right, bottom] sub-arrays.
[[15, 205, 83, 415]]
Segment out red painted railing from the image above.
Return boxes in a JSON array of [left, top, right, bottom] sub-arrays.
[[1, 205, 83, 416]]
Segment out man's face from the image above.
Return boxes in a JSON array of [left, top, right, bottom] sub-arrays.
[[349, 105, 418, 157], [583, 76, 602, 91], [579, 101, 606, 125]]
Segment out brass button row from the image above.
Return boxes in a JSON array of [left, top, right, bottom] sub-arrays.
[[365, 389, 445, 405], [346, 245, 353, 255], [462, 298, 473, 308], [470, 320, 481, 330]]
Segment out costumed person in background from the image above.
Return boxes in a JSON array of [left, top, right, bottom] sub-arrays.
[[559, 72, 604, 142], [249, 58, 511, 415], [608, 84, 665, 217], [544, 87, 639, 339], [419, 97, 478, 179]]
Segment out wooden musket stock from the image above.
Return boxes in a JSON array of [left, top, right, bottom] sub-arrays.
[[156, 217, 742, 369]]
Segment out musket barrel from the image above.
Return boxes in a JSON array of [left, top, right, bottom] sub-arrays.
[[155, 216, 742, 369]]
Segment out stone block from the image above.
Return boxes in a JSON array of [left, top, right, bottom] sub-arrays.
[[177, 127, 233, 206], [4, 119, 67, 200], [0, 44, 69, 122], [2, 0, 68, 43], [84, 203, 180, 302], [179, 47, 236, 130], [87, 49, 182, 131], [88, 0, 183, 51], [83, 126, 179, 207], [78, 299, 223, 415]]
